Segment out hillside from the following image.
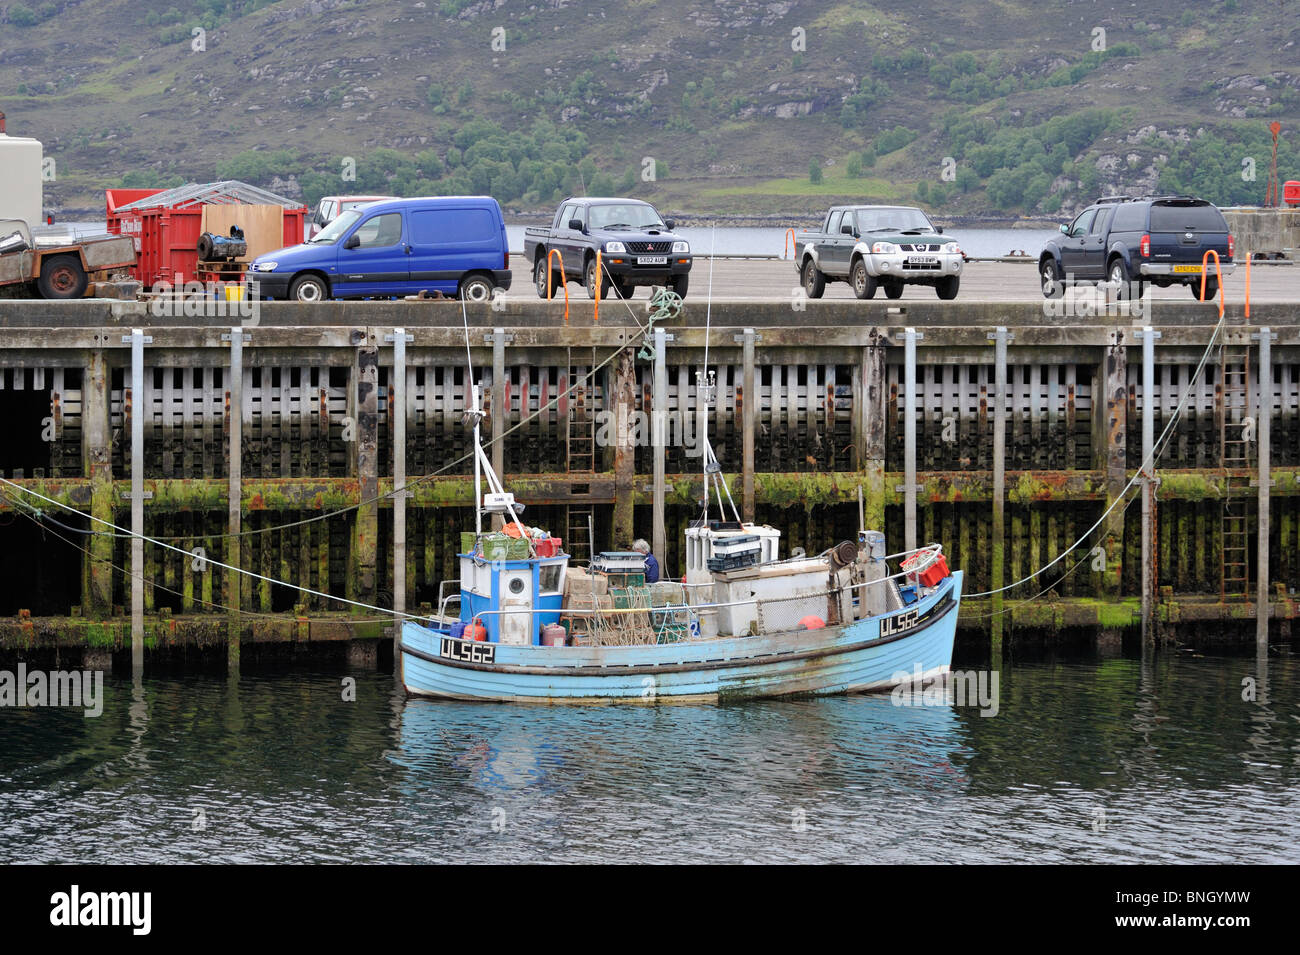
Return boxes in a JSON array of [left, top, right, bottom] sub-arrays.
[[3, 0, 1298, 221]]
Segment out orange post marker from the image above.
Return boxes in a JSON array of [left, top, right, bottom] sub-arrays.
[[1200, 250, 1224, 320], [546, 248, 569, 326], [784, 228, 797, 260]]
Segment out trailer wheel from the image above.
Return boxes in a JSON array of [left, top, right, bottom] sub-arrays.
[[37, 255, 88, 299]]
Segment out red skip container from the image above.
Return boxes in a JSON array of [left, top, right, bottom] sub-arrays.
[[1285, 181, 1300, 207]]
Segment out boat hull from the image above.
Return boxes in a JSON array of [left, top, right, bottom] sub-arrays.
[[401, 571, 961, 704]]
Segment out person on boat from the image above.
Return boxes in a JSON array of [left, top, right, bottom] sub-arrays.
[[632, 539, 660, 583]]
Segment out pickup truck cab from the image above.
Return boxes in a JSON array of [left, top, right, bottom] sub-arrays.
[[249, 196, 511, 302], [1039, 195, 1234, 300], [795, 205, 963, 300], [524, 197, 691, 300]]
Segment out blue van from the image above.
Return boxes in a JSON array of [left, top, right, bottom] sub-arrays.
[[249, 196, 512, 301]]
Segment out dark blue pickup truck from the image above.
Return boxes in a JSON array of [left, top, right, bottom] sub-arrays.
[[524, 197, 692, 300], [1039, 195, 1234, 300]]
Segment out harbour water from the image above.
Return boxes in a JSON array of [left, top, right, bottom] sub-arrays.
[[2, 651, 1295, 864]]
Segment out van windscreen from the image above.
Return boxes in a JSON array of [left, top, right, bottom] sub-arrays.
[[1149, 203, 1227, 233]]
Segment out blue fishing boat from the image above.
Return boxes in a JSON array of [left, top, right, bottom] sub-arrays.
[[399, 389, 962, 702], [401, 289, 962, 703]]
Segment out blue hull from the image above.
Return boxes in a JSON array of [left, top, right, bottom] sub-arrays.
[[401, 572, 962, 704]]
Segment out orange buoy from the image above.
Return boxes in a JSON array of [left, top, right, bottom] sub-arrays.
[[799, 615, 826, 630]]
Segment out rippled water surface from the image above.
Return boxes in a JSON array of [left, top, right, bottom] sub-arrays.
[[2, 653, 1297, 863]]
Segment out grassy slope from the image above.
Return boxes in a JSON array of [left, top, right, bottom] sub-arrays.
[[3, 0, 1297, 218]]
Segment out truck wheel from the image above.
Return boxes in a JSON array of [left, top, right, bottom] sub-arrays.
[[37, 255, 88, 299], [851, 258, 877, 300], [670, 274, 688, 299], [460, 274, 494, 302], [584, 257, 611, 300], [614, 280, 636, 299], [802, 259, 825, 299], [289, 274, 329, 302], [1040, 258, 1064, 298], [935, 276, 960, 301], [534, 257, 560, 299], [1108, 259, 1139, 300], [883, 280, 904, 300], [1193, 278, 1219, 301]]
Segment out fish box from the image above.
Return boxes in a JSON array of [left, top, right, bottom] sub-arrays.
[[918, 554, 950, 587], [460, 532, 479, 555], [711, 534, 760, 559], [480, 533, 510, 561], [534, 537, 562, 558], [592, 551, 647, 573]]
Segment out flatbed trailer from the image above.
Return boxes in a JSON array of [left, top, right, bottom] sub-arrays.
[[0, 219, 137, 299]]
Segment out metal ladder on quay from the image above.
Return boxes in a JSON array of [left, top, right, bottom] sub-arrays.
[[1218, 341, 1252, 601], [565, 346, 597, 564]]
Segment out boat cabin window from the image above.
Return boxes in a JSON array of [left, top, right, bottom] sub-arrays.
[[539, 563, 563, 594]]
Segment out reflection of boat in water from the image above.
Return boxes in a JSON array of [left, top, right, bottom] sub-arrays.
[[400, 297, 961, 704]]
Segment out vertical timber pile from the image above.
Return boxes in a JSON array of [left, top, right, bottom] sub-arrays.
[[991, 327, 1008, 656], [352, 335, 379, 606], [129, 328, 146, 673], [612, 347, 636, 549], [490, 328, 506, 533], [1257, 327, 1272, 645], [903, 327, 919, 555], [392, 327, 409, 677], [853, 332, 887, 534], [82, 349, 113, 616], [652, 327, 668, 562], [741, 327, 756, 522], [1098, 328, 1127, 600], [1141, 326, 1158, 645], [226, 327, 244, 671]]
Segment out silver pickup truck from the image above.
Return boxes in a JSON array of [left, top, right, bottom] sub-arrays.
[[793, 205, 963, 300]]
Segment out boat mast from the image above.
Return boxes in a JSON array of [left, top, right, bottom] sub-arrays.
[[696, 223, 742, 526]]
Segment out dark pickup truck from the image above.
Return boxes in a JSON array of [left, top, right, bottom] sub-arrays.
[[1039, 195, 1234, 300], [524, 197, 692, 300]]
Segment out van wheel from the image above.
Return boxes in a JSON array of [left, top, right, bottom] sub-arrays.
[[1040, 258, 1064, 298], [585, 257, 611, 300], [460, 274, 494, 303], [289, 274, 328, 302], [37, 255, 88, 299], [534, 257, 560, 299], [1193, 278, 1219, 301], [935, 276, 960, 300], [851, 258, 877, 300], [802, 258, 825, 299]]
